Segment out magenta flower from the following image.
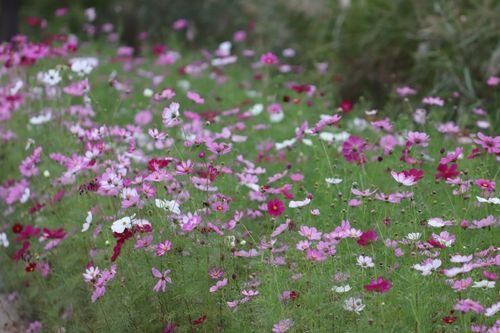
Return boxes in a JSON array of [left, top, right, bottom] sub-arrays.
[[152, 267, 172, 293], [364, 276, 392, 293], [357, 229, 378, 246], [267, 199, 285, 217], [342, 135, 368, 164], [475, 178, 495, 192], [260, 52, 278, 65]]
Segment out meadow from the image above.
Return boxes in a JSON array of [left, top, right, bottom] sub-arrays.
[[0, 5, 499, 333]]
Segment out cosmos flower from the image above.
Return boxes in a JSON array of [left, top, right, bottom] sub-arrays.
[[364, 276, 392, 293], [267, 199, 285, 217], [151, 267, 172, 293]]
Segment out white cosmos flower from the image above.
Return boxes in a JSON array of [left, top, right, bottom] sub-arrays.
[[319, 132, 335, 142], [244, 183, 260, 192], [428, 218, 452, 228], [20, 188, 30, 203], [332, 285, 351, 293], [390, 170, 417, 186], [269, 111, 284, 123], [343, 297, 365, 314], [413, 259, 441, 276], [83, 266, 100, 283], [302, 138, 313, 146], [82, 211, 92, 232], [275, 138, 296, 150], [70, 57, 98, 76], [485, 301, 500, 317], [111, 214, 136, 233], [472, 280, 495, 289], [477, 196, 500, 205], [249, 104, 264, 116], [155, 199, 181, 214], [406, 232, 421, 241], [41, 69, 62, 86], [325, 177, 342, 185], [356, 255, 374, 268], [177, 79, 190, 91], [289, 197, 311, 208], [29, 111, 52, 125], [0, 232, 9, 247]]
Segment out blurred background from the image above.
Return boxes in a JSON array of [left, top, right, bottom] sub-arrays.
[[1, 0, 499, 105]]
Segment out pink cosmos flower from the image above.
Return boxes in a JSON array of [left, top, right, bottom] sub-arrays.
[[267, 199, 285, 217], [154, 88, 176, 101], [364, 276, 392, 293], [391, 169, 424, 186], [371, 118, 393, 132], [162, 102, 181, 128], [155, 240, 172, 256], [474, 133, 500, 154], [407, 131, 430, 147], [152, 267, 172, 292], [396, 86, 417, 97], [431, 231, 455, 247], [208, 267, 225, 280], [233, 30, 247, 42], [454, 299, 484, 314], [272, 319, 294, 333], [180, 213, 202, 232], [422, 96, 444, 106], [260, 52, 278, 65], [475, 178, 495, 192], [437, 122, 460, 134], [120, 187, 140, 208], [172, 19, 188, 30], [298, 225, 322, 240], [63, 79, 89, 96], [487, 76, 500, 86], [187, 91, 205, 104], [451, 277, 473, 292], [176, 160, 193, 175], [134, 110, 152, 126], [342, 135, 368, 164], [305, 248, 327, 262], [440, 147, 463, 164], [206, 141, 232, 155], [209, 278, 228, 293]]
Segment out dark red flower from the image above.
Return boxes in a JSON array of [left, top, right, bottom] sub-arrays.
[[193, 314, 207, 325], [442, 316, 457, 324], [427, 238, 445, 249], [147, 158, 170, 172], [267, 199, 285, 217], [25, 262, 37, 272], [111, 229, 134, 262], [12, 223, 23, 234]]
